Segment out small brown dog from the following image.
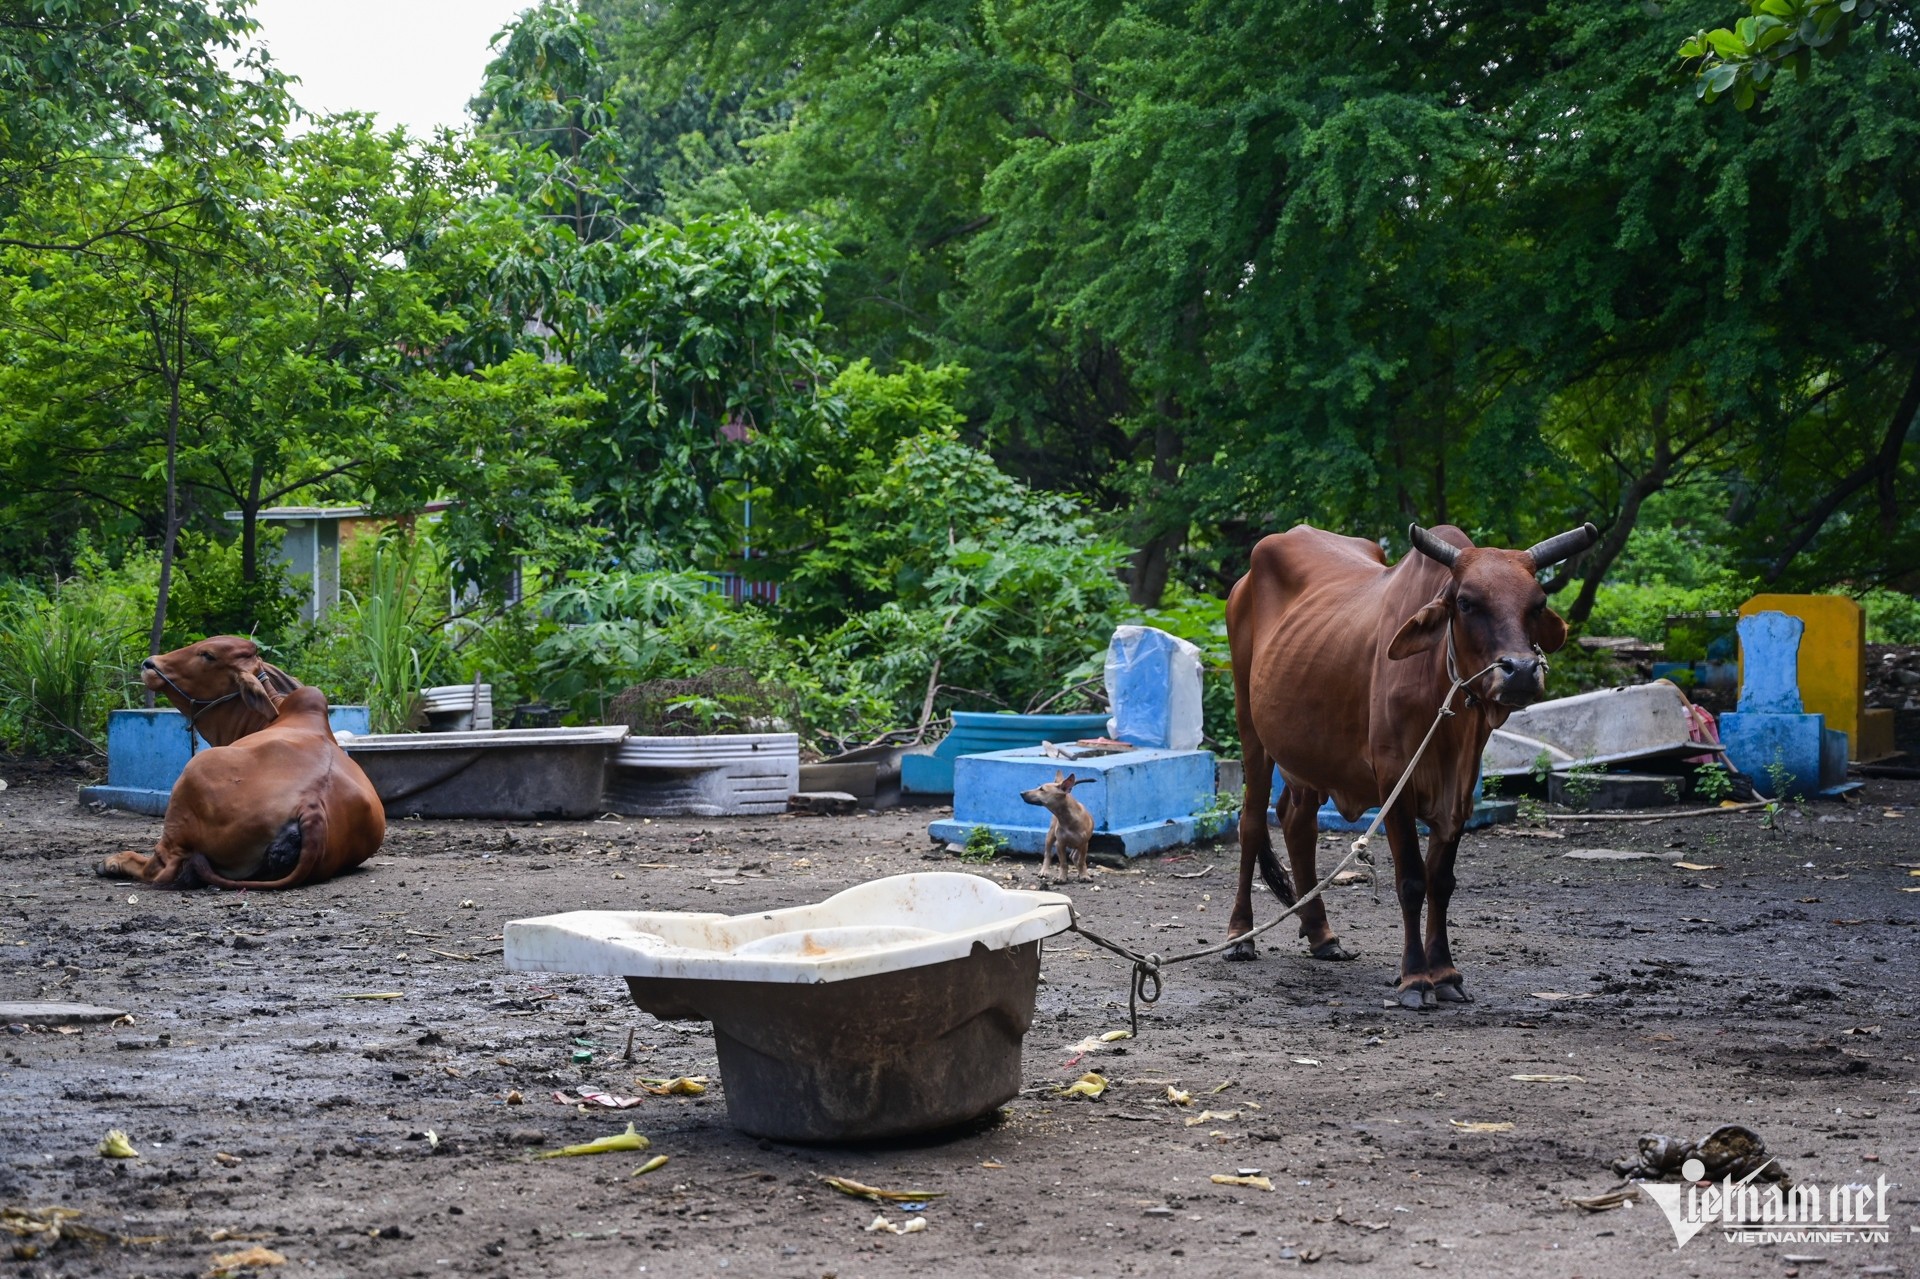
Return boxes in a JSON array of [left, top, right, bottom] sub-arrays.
[[1019, 771, 1097, 881]]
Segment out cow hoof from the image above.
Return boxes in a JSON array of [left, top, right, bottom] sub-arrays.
[[1395, 988, 1430, 1010], [1310, 938, 1358, 962], [1434, 981, 1472, 1003], [1224, 937, 1258, 962], [94, 860, 120, 879]]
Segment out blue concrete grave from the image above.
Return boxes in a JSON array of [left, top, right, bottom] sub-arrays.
[[929, 746, 1227, 856], [930, 625, 1228, 856], [901, 710, 1109, 796], [81, 704, 372, 815], [1717, 611, 1850, 798]]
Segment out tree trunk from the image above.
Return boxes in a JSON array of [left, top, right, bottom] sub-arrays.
[[1765, 355, 1920, 581], [148, 368, 182, 668], [1564, 408, 1674, 629], [1128, 410, 1184, 607], [240, 458, 264, 583]]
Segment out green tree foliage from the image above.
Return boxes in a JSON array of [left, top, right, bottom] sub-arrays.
[[0, 1, 281, 204], [1678, 0, 1897, 107], [0, 120, 597, 631]]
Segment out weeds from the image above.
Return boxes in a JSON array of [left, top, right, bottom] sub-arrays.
[[347, 537, 444, 733], [960, 825, 1008, 863], [1693, 762, 1733, 803], [0, 585, 139, 754], [1562, 762, 1604, 811]]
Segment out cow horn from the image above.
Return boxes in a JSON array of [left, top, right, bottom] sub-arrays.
[[1525, 522, 1599, 568], [1407, 524, 1461, 568]]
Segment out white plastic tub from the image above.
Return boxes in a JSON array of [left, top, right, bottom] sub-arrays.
[[505, 873, 1073, 1142]]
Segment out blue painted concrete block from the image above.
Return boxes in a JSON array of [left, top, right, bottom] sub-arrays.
[[83, 704, 372, 815], [1103, 625, 1203, 750], [928, 746, 1219, 856], [1719, 710, 1841, 799], [901, 711, 1109, 795]]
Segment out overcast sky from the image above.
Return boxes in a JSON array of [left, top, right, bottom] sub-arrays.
[[247, 0, 536, 137]]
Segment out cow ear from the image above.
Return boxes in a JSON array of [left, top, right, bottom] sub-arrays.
[[256, 660, 301, 695], [1531, 606, 1570, 655], [1387, 596, 1451, 660], [236, 670, 281, 718]]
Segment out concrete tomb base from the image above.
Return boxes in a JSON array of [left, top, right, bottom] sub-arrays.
[[929, 746, 1225, 858]]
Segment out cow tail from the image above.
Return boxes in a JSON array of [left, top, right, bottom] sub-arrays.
[[1255, 836, 1296, 907], [185, 799, 328, 892]]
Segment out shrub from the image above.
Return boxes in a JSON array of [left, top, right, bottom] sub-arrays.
[[0, 580, 143, 754]]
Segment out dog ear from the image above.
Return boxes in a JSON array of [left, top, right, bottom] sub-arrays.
[[1054, 770, 1066, 784], [1388, 594, 1451, 660]]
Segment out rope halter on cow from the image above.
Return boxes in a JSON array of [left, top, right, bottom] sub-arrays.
[[144, 662, 242, 730], [1067, 638, 1508, 1035]]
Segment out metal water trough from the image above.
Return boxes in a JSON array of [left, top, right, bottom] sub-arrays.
[[606, 733, 800, 817], [342, 725, 628, 819], [504, 873, 1072, 1142]]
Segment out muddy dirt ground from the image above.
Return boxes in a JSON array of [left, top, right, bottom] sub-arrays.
[[2, 765, 1916, 1278]]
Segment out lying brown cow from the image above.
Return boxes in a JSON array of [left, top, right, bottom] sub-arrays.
[[1226, 521, 1596, 1008], [98, 636, 385, 890]]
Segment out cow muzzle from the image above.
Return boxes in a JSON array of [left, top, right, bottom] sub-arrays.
[[139, 657, 165, 692], [1488, 655, 1547, 708]]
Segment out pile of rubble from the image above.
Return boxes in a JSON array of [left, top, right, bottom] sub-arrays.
[[1866, 644, 1920, 710]]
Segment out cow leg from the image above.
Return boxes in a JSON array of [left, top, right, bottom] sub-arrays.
[[98, 837, 194, 887], [1226, 735, 1276, 961], [1424, 829, 1470, 1002], [1280, 785, 1353, 960], [1383, 805, 1435, 1009]]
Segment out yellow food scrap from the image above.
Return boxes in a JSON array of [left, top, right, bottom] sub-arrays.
[[1165, 1086, 1193, 1106], [1210, 1174, 1273, 1190], [1184, 1109, 1240, 1127], [533, 1123, 650, 1159], [206, 1245, 287, 1276], [631, 1155, 670, 1177], [98, 1130, 139, 1159], [818, 1175, 946, 1203], [1055, 1071, 1109, 1099], [638, 1076, 708, 1096]]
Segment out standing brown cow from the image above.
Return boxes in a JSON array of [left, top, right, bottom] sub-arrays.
[[98, 636, 386, 890], [1225, 522, 1596, 1008]]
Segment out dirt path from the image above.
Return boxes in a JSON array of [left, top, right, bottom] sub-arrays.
[[2, 769, 1916, 1277]]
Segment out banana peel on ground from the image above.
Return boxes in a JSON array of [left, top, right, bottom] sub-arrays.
[[206, 1245, 287, 1276], [817, 1175, 946, 1204], [533, 1124, 650, 1160], [1055, 1071, 1108, 1099], [637, 1076, 708, 1096]]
